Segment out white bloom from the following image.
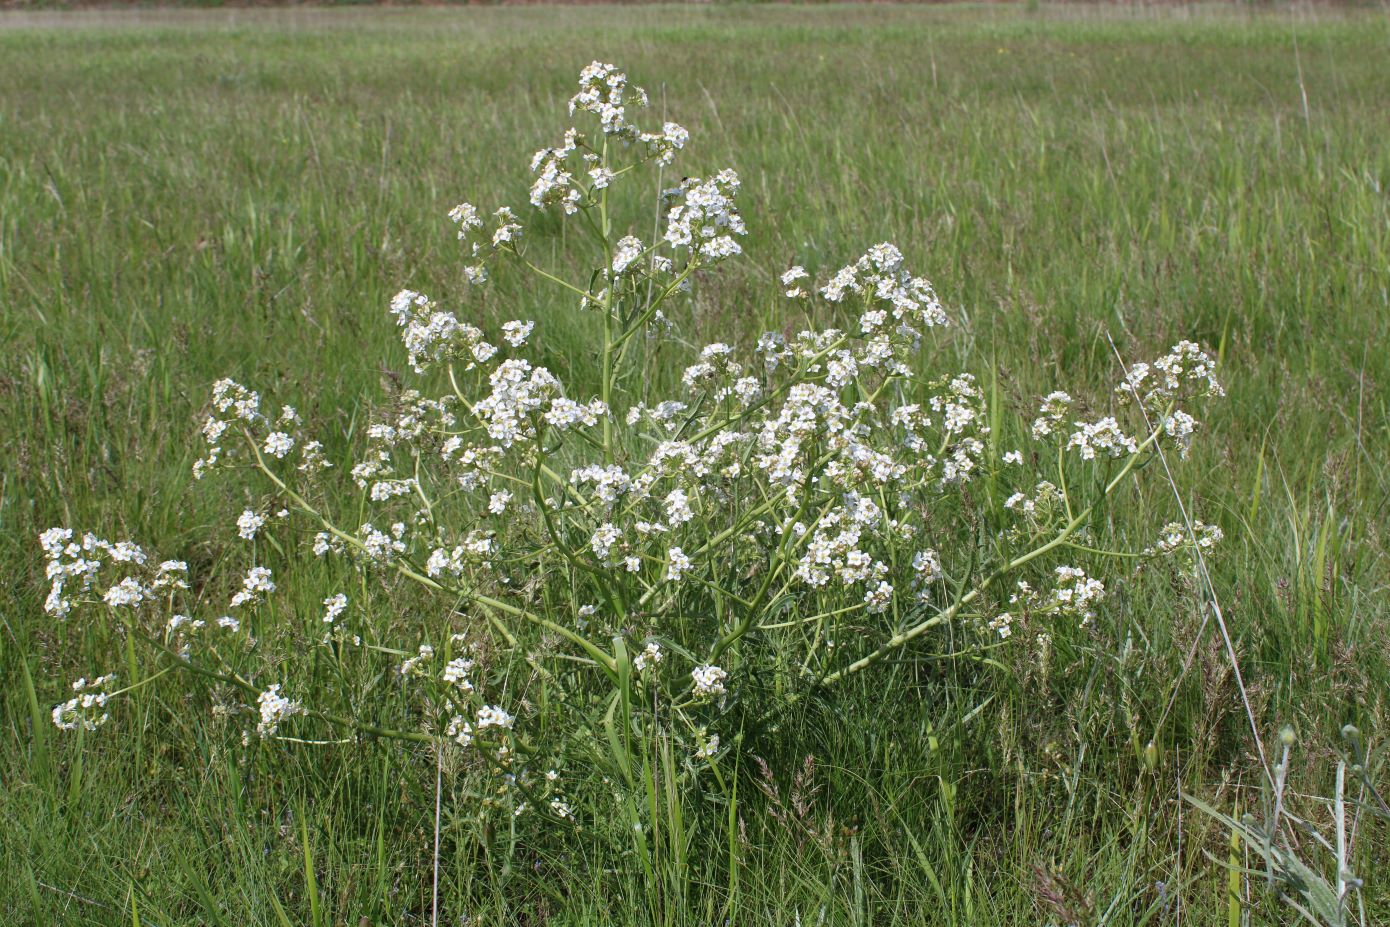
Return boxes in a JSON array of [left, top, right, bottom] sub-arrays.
[[52, 674, 117, 732], [236, 510, 266, 541], [590, 523, 623, 561], [691, 664, 727, 699], [476, 705, 514, 731], [501, 320, 534, 347], [446, 714, 474, 747], [611, 235, 643, 275], [400, 643, 434, 677], [664, 488, 694, 526], [780, 265, 809, 298], [1164, 410, 1198, 458], [263, 432, 294, 459], [1067, 417, 1138, 461], [229, 566, 275, 609], [255, 684, 301, 737], [443, 657, 475, 691], [864, 580, 894, 614], [488, 491, 512, 515], [912, 549, 943, 583], [664, 170, 745, 263], [1031, 392, 1073, 439], [322, 593, 348, 624], [666, 547, 692, 582], [103, 577, 147, 609], [633, 641, 663, 672]]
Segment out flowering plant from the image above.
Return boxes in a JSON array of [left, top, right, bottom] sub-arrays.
[[41, 62, 1223, 835]]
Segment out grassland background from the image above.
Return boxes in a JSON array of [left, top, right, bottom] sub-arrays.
[[2, 5, 1388, 925]]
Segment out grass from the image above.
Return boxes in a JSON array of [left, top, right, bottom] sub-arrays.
[[2, 4, 1388, 924]]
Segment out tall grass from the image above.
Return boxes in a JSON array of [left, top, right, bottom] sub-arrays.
[[1, 6, 1387, 924]]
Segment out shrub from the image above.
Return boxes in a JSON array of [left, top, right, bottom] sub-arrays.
[[40, 60, 1223, 848]]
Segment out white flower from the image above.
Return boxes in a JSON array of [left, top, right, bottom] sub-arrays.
[[818, 242, 946, 333], [103, 577, 147, 609], [446, 714, 474, 747], [1002, 450, 1023, 466], [987, 613, 1014, 639], [664, 170, 745, 263], [52, 674, 116, 732], [590, 523, 623, 561], [255, 684, 301, 737], [780, 265, 809, 298], [1067, 417, 1138, 461], [488, 491, 512, 515], [322, 593, 348, 624], [666, 547, 692, 582], [633, 641, 663, 672], [912, 549, 943, 583], [1048, 566, 1107, 627], [1031, 392, 1073, 439], [691, 664, 727, 699], [399, 643, 434, 677], [229, 566, 275, 609], [263, 432, 294, 459], [443, 657, 475, 691], [476, 705, 514, 731], [236, 510, 266, 541], [1143, 520, 1224, 558], [664, 489, 694, 526], [501, 320, 534, 347], [611, 235, 644, 275], [449, 202, 483, 236], [1164, 410, 1198, 458], [863, 580, 894, 614]]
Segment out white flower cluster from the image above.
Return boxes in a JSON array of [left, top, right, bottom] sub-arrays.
[[255, 684, 301, 738], [322, 593, 348, 624], [820, 242, 949, 338], [447, 703, 516, 749], [1030, 391, 1073, 440], [1116, 341, 1225, 409], [1002, 566, 1107, 632], [236, 509, 266, 541], [1004, 480, 1064, 526], [1141, 520, 1224, 567], [228, 566, 275, 609], [40, 527, 186, 620], [527, 62, 688, 220], [473, 359, 606, 448], [52, 674, 117, 732], [1067, 416, 1139, 461], [389, 289, 498, 374], [1048, 566, 1107, 626], [195, 379, 328, 480], [664, 170, 746, 262], [448, 203, 522, 285], [633, 641, 663, 673], [691, 665, 728, 699]]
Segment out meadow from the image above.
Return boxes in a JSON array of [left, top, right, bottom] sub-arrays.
[[1, 5, 1388, 925]]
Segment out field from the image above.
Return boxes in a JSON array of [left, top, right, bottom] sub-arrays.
[[2, 5, 1389, 925]]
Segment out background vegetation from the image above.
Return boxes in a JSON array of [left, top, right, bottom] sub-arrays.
[[1, 5, 1387, 924]]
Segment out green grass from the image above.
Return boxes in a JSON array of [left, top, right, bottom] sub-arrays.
[[2, 5, 1388, 924]]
